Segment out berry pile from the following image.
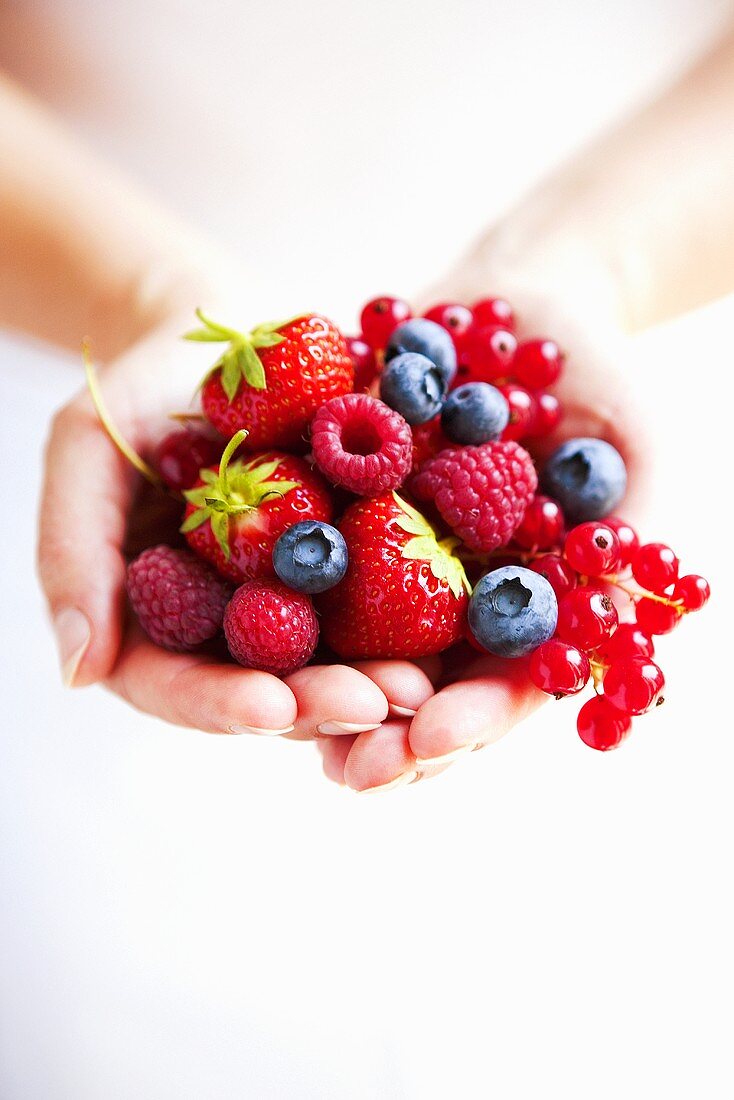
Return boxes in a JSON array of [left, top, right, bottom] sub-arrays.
[[91, 295, 709, 754]]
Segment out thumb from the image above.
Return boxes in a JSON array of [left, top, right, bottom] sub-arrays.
[[38, 394, 136, 686]]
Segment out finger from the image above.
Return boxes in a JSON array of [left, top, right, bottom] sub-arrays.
[[106, 623, 298, 735], [38, 396, 136, 687], [349, 660, 435, 718], [318, 734, 358, 786], [408, 655, 547, 765], [343, 720, 418, 792], [285, 664, 389, 740]]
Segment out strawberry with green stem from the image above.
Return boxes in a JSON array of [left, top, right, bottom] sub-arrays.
[[318, 491, 470, 659], [187, 310, 354, 451], [182, 429, 334, 583]]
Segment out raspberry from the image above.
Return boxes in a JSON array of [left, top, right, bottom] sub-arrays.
[[127, 545, 232, 652], [412, 440, 537, 553], [311, 393, 412, 495], [224, 579, 318, 676]]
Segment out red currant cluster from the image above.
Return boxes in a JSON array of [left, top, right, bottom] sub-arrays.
[[353, 295, 562, 442], [521, 518, 710, 750]]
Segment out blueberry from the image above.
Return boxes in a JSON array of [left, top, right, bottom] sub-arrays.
[[542, 437, 627, 522], [273, 520, 348, 594], [468, 566, 558, 658], [385, 318, 457, 387], [379, 352, 447, 425], [441, 382, 510, 444]]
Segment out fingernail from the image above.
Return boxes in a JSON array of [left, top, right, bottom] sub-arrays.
[[228, 724, 295, 737], [356, 770, 418, 794], [389, 704, 417, 718], [316, 721, 382, 736], [415, 741, 479, 768], [53, 608, 91, 688]]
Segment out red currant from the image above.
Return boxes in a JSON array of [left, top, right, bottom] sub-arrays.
[[556, 588, 618, 650], [499, 382, 534, 441], [359, 296, 412, 349], [595, 623, 655, 664], [528, 391, 562, 437], [513, 338, 564, 389], [471, 296, 516, 330], [154, 427, 223, 492], [602, 516, 639, 568], [529, 639, 590, 697], [603, 657, 665, 715], [463, 325, 517, 382], [513, 495, 565, 551], [671, 574, 710, 612], [577, 695, 632, 751], [346, 335, 378, 391], [635, 597, 681, 635], [529, 554, 577, 600], [423, 303, 474, 353], [632, 542, 679, 593], [564, 522, 621, 577]]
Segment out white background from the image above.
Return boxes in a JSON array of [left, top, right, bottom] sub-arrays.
[[1, 2, 733, 1097]]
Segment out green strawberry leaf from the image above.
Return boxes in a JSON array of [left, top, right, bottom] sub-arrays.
[[220, 350, 243, 402], [392, 492, 470, 600], [211, 511, 231, 559], [239, 342, 267, 390], [180, 507, 211, 533]]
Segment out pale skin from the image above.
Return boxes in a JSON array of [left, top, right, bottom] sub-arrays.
[[2, 26, 734, 790]]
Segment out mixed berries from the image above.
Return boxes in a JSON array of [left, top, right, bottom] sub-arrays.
[[89, 295, 708, 756]]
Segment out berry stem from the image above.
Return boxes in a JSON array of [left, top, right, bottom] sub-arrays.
[[83, 342, 164, 489], [607, 578, 685, 611], [218, 428, 249, 496]]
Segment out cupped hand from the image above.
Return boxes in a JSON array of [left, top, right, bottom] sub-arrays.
[[38, 317, 434, 740], [319, 280, 653, 791]]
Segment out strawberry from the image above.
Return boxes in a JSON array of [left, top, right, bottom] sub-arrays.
[[182, 430, 333, 583], [318, 491, 470, 659], [187, 311, 353, 451]]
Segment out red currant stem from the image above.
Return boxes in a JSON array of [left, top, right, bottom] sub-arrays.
[[606, 578, 685, 611], [83, 341, 164, 490]]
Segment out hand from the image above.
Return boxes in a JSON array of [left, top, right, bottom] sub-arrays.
[[319, 274, 653, 791], [38, 316, 435, 741]]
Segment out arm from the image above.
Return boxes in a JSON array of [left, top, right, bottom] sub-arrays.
[[322, 27, 734, 788], [441, 23, 734, 331], [0, 72, 411, 736], [0, 69, 216, 359]]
